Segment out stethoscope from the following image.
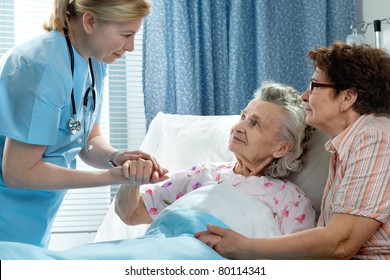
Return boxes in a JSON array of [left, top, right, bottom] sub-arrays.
[[65, 28, 95, 151]]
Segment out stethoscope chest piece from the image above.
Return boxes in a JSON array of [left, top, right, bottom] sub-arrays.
[[69, 117, 81, 135]]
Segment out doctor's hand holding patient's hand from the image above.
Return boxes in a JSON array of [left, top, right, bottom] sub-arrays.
[[106, 149, 169, 185], [119, 158, 169, 186], [195, 224, 253, 260], [109, 150, 168, 176], [114, 157, 169, 226]]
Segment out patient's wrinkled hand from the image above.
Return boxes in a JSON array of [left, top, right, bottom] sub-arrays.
[[133, 150, 169, 178], [151, 170, 170, 183], [121, 159, 151, 184], [121, 158, 168, 185], [113, 150, 169, 176]]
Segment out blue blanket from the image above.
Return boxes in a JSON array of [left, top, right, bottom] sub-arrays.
[[0, 184, 281, 260], [0, 209, 228, 260]]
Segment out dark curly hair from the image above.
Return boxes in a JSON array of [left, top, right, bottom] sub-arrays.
[[308, 42, 390, 116]]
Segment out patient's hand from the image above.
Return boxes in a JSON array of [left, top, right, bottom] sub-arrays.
[[195, 224, 252, 259], [121, 158, 169, 185], [114, 150, 169, 177]]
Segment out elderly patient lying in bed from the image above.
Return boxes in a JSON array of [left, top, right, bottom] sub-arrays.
[[116, 81, 316, 237], [0, 82, 316, 260]]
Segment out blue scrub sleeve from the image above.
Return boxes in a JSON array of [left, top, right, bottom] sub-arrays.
[[0, 59, 68, 145]]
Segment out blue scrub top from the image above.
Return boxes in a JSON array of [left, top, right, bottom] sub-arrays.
[[0, 31, 107, 247]]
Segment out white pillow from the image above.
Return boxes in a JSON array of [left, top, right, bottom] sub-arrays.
[[94, 112, 330, 242], [140, 112, 239, 171]]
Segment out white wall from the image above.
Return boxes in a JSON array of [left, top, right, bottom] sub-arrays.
[[355, 0, 390, 47]]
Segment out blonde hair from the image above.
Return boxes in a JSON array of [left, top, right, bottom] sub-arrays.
[[43, 0, 151, 31]]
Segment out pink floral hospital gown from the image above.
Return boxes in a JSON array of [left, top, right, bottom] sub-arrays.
[[142, 162, 316, 234]]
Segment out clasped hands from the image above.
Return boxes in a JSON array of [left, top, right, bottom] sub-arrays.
[[114, 151, 169, 185]]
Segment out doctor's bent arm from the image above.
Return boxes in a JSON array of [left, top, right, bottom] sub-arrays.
[[78, 124, 167, 174], [2, 135, 163, 190]]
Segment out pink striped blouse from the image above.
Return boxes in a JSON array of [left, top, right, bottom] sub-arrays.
[[318, 114, 390, 259]]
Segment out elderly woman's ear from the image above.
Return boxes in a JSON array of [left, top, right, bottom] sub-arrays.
[[272, 142, 292, 159]]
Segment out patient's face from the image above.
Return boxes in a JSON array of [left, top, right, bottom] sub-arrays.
[[229, 99, 286, 172]]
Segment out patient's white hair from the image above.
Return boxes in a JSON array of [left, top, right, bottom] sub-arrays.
[[253, 81, 314, 178]]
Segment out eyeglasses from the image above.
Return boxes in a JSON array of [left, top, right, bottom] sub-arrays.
[[309, 81, 335, 92]]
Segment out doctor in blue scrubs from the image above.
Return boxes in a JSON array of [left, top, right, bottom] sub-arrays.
[[0, 0, 167, 248]]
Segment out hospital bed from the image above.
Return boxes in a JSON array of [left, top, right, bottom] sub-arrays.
[[95, 112, 330, 242], [0, 112, 330, 259]]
